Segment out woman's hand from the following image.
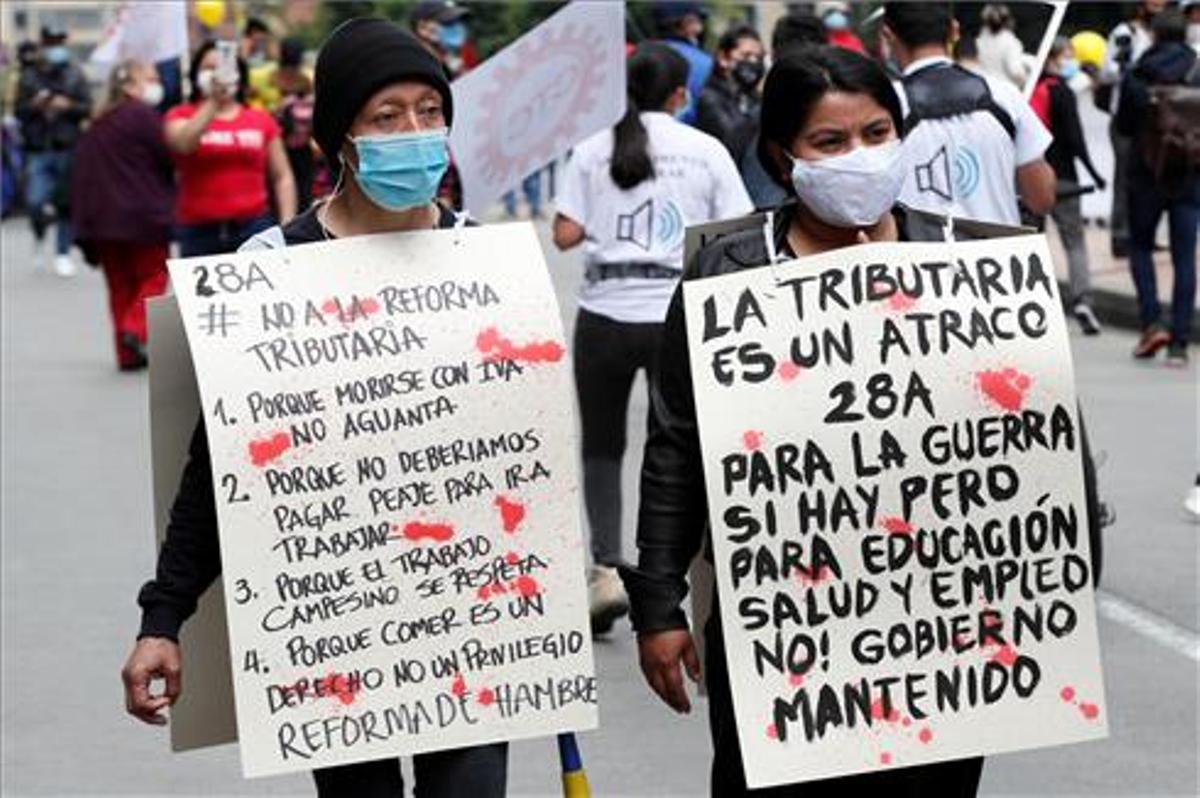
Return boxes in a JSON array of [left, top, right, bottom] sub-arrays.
[[121, 637, 182, 725], [638, 629, 701, 714]]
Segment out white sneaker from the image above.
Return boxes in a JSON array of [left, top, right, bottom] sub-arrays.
[[1185, 486, 1200, 523], [588, 565, 629, 635], [53, 254, 77, 277]]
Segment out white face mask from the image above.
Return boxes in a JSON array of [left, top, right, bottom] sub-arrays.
[[196, 68, 216, 97], [789, 139, 906, 228], [140, 81, 164, 107]]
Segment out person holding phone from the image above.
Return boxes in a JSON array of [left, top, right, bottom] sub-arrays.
[[164, 40, 296, 257]]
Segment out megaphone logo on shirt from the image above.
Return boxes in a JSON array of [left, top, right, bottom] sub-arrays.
[[615, 198, 685, 252], [952, 146, 982, 199], [914, 146, 952, 201]]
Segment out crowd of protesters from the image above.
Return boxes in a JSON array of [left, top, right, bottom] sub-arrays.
[[0, 4, 1194, 793]]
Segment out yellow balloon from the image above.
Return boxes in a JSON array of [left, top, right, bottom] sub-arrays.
[[195, 0, 226, 29], [1071, 31, 1106, 69]]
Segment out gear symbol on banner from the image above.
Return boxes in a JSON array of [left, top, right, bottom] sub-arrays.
[[473, 23, 606, 185]]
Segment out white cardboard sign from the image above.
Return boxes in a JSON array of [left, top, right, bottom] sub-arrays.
[[449, 0, 626, 216], [682, 234, 1107, 788], [166, 223, 596, 777]]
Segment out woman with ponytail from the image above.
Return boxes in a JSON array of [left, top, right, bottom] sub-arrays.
[[553, 42, 752, 635]]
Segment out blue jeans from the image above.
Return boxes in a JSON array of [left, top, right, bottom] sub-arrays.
[[25, 150, 72, 255], [503, 170, 543, 216], [311, 742, 508, 797], [1128, 165, 1199, 345], [176, 215, 275, 258]]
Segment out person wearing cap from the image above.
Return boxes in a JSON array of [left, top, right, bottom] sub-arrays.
[[121, 18, 508, 797], [15, 24, 91, 276], [411, 0, 478, 79], [653, 1, 713, 126]]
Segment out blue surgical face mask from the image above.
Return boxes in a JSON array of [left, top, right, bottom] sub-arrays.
[[1059, 58, 1079, 80], [824, 11, 849, 31], [347, 128, 450, 212], [439, 22, 467, 51], [672, 89, 691, 120], [45, 45, 70, 65]]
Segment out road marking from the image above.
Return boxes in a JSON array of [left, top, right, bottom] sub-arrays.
[[1096, 589, 1200, 662]]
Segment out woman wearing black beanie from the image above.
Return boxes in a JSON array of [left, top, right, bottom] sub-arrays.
[[121, 18, 509, 798]]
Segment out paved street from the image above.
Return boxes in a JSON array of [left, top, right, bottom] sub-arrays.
[[1, 215, 1196, 797]]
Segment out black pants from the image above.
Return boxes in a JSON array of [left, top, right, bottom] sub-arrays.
[[311, 742, 508, 797], [573, 308, 663, 566], [705, 609, 984, 797]]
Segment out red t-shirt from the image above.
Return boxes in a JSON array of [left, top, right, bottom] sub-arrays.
[[166, 103, 279, 224]]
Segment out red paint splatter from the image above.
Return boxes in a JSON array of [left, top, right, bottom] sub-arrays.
[[976, 368, 1033, 412], [788, 672, 805, 687], [1060, 686, 1076, 702], [505, 551, 521, 565], [395, 521, 456, 543], [870, 699, 901, 723], [321, 296, 381, 323], [766, 723, 778, 740], [476, 326, 564, 364], [490, 580, 507, 595], [477, 687, 496, 707], [902, 717, 912, 728], [880, 752, 893, 765], [990, 644, 1018, 667], [248, 432, 291, 467], [795, 565, 833, 587], [451, 674, 468, 698], [743, 430, 764, 451], [918, 727, 934, 744], [880, 516, 913, 535], [777, 361, 803, 382], [887, 292, 918, 312], [494, 496, 526, 533], [512, 575, 541, 598], [477, 585, 492, 601], [1079, 702, 1100, 720], [318, 672, 361, 705]]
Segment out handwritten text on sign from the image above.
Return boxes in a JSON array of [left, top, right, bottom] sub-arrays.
[[168, 223, 596, 777], [682, 236, 1107, 788]]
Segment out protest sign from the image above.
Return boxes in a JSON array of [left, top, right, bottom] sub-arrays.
[[148, 297, 238, 751], [682, 234, 1107, 788], [448, 1, 626, 216], [165, 223, 596, 777]]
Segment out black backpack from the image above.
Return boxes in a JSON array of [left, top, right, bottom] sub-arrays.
[[901, 62, 1016, 139]]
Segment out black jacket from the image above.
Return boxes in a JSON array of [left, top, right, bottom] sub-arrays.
[[15, 62, 91, 151], [620, 203, 1103, 633], [137, 203, 465, 640], [695, 74, 760, 166], [1041, 76, 1103, 186]]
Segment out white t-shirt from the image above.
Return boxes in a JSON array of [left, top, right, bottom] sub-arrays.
[[556, 112, 753, 323], [893, 56, 1052, 226]]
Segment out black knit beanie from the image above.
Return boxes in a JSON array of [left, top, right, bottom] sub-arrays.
[[312, 18, 454, 161]]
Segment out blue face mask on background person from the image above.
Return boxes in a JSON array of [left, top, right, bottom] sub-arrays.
[[1059, 58, 1080, 80], [347, 128, 450, 211], [45, 46, 70, 65], [823, 11, 849, 31], [439, 22, 467, 51]]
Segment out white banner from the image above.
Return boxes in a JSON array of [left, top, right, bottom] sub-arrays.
[[91, 1, 189, 66], [166, 223, 596, 777], [683, 234, 1107, 788], [449, 1, 626, 216]]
